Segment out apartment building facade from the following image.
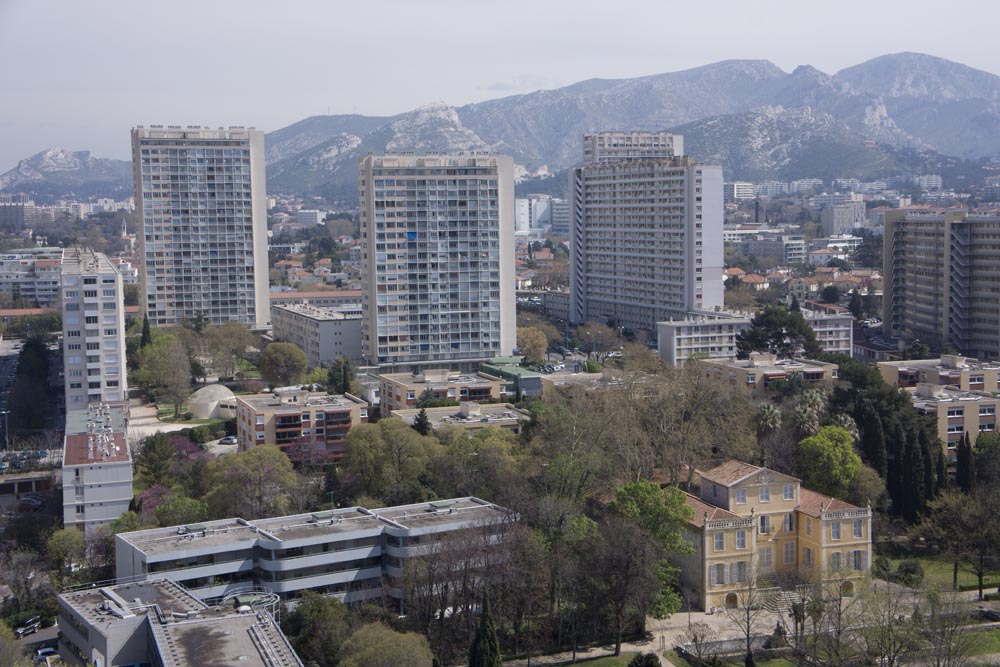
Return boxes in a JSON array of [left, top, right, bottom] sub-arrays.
[[680, 461, 871, 611], [62, 403, 132, 535], [61, 248, 128, 411], [883, 211, 1000, 359], [582, 131, 683, 164], [908, 382, 1000, 451], [358, 154, 516, 370], [570, 133, 724, 333], [115, 497, 510, 606], [0, 247, 63, 307], [698, 354, 839, 388], [270, 302, 363, 369], [878, 355, 1000, 392], [235, 387, 368, 463], [132, 126, 269, 328], [378, 368, 512, 412]]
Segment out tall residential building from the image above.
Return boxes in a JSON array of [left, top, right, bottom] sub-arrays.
[[550, 197, 569, 236], [132, 126, 269, 328], [724, 181, 755, 201], [0, 247, 63, 307], [61, 248, 128, 411], [582, 131, 683, 164], [358, 153, 515, 370], [819, 201, 866, 236], [883, 211, 1000, 359], [570, 132, 724, 331]]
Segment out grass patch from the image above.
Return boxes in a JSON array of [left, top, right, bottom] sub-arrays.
[[889, 557, 1000, 592], [556, 654, 639, 666], [754, 659, 795, 667], [969, 628, 1000, 656]]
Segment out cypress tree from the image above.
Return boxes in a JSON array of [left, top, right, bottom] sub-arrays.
[[413, 408, 431, 436], [919, 427, 936, 502], [936, 446, 949, 492], [902, 436, 926, 521], [469, 595, 502, 667], [859, 403, 887, 477], [140, 314, 152, 348], [886, 418, 906, 513], [790, 295, 801, 313], [957, 432, 976, 493]]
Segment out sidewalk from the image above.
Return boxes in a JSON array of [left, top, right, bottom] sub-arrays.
[[127, 399, 192, 442]]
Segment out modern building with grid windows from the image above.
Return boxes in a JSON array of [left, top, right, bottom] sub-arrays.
[[132, 126, 269, 328], [358, 153, 515, 370], [569, 132, 724, 333]]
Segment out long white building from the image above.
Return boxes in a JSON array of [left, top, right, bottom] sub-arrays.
[[270, 302, 363, 369], [61, 248, 128, 411], [116, 497, 510, 605], [358, 153, 515, 371], [132, 126, 269, 328], [570, 132, 724, 332]]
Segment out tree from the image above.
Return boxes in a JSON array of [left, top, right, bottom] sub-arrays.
[[517, 327, 548, 364], [345, 419, 441, 501], [205, 445, 298, 519], [206, 321, 256, 379], [736, 305, 822, 359], [137, 335, 192, 418], [628, 654, 661, 667], [793, 388, 826, 437], [575, 321, 619, 361], [339, 622, 433, 667], [848, 290, 863, 319], [797, 426, 861, 499], [413, 408, 432, 436], [46, 528, 86, 582], [282, 591, 350, 667], [956, 432, 976, 493], [0, 621, 30, 667], [135, 432, 177, 487], [140, 313, 152, 348], [858, 580, 920, 667], [919, 586, 979, 667], [154, 495, 208, 527], [820, 285, 840, 304], [724, 558, 770, 667], [468, 595, 503, 667], [258, 342, 307, 387]]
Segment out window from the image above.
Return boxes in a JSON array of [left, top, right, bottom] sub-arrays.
[[783, 514, 795, 533], [806, 518, 812, 535], [759, 486, 771, 503], [831, 521, 842, 540], [783, 485, 795, 501], [714, 532, 725, 552], [710, 563, 728, 586], [760, 547, 772, 571], [759, 515, 771, 534], [829, 552, 842, 573], [802, 547, 813, 568], [102, 289, 115, 297], [85, 316, 98, 324], [736, 530, 746, 549], [850, 550, 867, 571], [711, 484, 718, 498], [67, 330, 80, 338], [65, 303, 80, 312], [735, 488, 747, 505], [103, 302, 117, 310], [784, 542, 796, 564], [84, 290, 98, 298], [853, 519, 863, 538], [733, 560, 747, 583]]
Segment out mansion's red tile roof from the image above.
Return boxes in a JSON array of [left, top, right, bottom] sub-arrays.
[[699, 460, 762, 487], [683, 492, 741, 527], [797, 488, 858, 517]]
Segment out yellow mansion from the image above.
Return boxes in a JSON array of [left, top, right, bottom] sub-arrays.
[[679, 460, 872, 611]]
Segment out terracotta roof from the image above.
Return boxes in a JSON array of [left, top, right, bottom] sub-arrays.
[[683, 492, 741, 528], [0, 308, 57, 317], [742, 274, 766, 283], [725, 267, 746, 276], [797, 488, 858, 518], [63, 431, 129, 466], [699, 460, 762, 487]]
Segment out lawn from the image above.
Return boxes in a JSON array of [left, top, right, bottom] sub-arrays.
[[969, 628, 1000, 656], [889, 556, 1000, 592], [560, 654, 639, 666]]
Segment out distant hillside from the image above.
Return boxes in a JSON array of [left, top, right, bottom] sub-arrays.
[[0, 148, 131, 203]]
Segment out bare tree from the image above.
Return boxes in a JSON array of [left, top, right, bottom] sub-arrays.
[[724, 557, 771, 665], [857, 579, 921, 667], [919, 586, 979, 667]]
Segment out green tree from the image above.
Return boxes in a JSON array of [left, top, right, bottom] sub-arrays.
[[412, 408, 432, 436], [345, 420, 440, 501], [736, 305, 822, 359], [282, 591, 350, 667], [821, 285, 840, 304], [629, 654, 661, 667], [154, 495, 208, 527], [797, 426, 861, 499], [140, 313, 152, 348], [468, 595, 503, 667], [0, 621, 30, 667], [339, 622, 433, 667], [517, 326, 548, 364], [205, 445, 298, 519], [259, 342, 308, 387], [848, 290, 863, 319], [46, 528, 86, 582], [135, 433, 176, 487], [956, 431, 976, 493]]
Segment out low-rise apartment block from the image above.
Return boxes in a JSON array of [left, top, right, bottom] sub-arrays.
[[0, 247, 63, 307], [878, 354, 1000, 392], [62, 403, 132, 535], [235, 387, 368, 463], [58, 579, 301, 667], [270, 302, 363, 369], [680, 461, 871, 611], [698, 354, 838, 388], [379, 369, 512, 413], [115, 497, 510, 606], [391, 402, 530, 434], [908, 382, 1000, 451]]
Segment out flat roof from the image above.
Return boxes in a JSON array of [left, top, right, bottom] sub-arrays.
[[236, 391, 365, 412], [392, 404, 529, 428], [700, 356, 837, 374], [64, 431, 130, 466], [271, 302, 362, 321], [65, 402, 130, 433], [379, 371, 501, 386], [118, 498, 509, 556]]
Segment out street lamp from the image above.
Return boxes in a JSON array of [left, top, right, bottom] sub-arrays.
[[0, 411, 8, 451]]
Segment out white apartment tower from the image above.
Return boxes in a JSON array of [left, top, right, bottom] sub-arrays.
[[359, 153, 515, 370], [61, 248, 128, 411], [570, 132, 724, 332], [132, 126, 269, 328]]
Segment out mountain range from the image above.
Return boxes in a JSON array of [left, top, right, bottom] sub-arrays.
[[3, 52, 999, 202]]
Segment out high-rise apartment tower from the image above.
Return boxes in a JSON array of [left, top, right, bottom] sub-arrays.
[[358, 153, 515, 370], [132, 126, 269, 328], [570, 132, 724, 332]]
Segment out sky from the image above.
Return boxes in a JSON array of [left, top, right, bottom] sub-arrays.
[[1, 0, 998, 171]]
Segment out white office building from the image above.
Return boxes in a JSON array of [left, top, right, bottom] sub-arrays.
[[132, 126, 270, 328], [359, 153, 516, 370], [61, 248, 128, 411], [0, 247, 63, 307], [115, 497, 510, 605], [724, 181, 755, 201], [570, 132, 724, 332]]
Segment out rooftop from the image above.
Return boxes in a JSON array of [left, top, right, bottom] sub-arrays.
[[910, 383, 998, 406], [797, 488, 859, 518], [236, 390, 366, 412], [63, 431, 130, 466], [683, 492, 742, 527], [380, 370, 501, 387], [118, 498, 509, 556], [391, 403, 530, 429], [271, 302, 362, 321], [699, 354, 838, 375], [61, 247, 119, 276], [880, 355, 1000, 373]]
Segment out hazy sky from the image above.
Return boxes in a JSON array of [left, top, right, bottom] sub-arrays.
[[1, 0, 998, 171]]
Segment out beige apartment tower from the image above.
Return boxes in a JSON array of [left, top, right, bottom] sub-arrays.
[[358, 153, 515, 370], [132, 126, 269, 328]]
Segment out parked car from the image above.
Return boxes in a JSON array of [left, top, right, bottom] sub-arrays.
[[219, 436, 237, 445], [15, 616, 41, 638], [978, 606, 1000, 622]]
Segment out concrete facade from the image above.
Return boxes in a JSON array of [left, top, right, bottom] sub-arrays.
[[270, 302, 363, 369], [0, 247, 63, 307], [132, 126, 269, 328]]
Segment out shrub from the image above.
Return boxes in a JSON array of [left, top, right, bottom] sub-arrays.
[[584, 360, 602, 373], [873, 555, 892, 579], [891, 559, 925, 587]]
